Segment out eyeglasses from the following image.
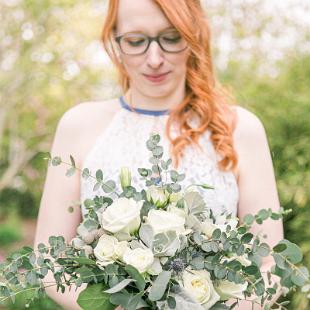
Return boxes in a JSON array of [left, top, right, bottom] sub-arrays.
[[115, 30, 188, 55]]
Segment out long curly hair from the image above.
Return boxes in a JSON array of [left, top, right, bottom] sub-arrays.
[[101, 0, 238, 172]]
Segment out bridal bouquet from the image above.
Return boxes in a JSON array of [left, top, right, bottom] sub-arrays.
[[0, 133, 309, 310]]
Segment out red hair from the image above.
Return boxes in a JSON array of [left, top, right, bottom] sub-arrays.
[[101, 0, 238, 172]]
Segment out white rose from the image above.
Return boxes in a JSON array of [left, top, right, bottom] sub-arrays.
[[200, 219, 218, 239], [123, 248, 154, 273], [146, 209, 185, 236], [215, 280, 248, 300], [94, 234, 128, 266], [181, 269, 220, 309], [146, 186, 169, 207], [100, 197, 142, 234]]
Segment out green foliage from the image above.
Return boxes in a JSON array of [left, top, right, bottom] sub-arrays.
[[222, 54, 310, 309], [77, 284, 115, 310], [0, 212, 22, 246]]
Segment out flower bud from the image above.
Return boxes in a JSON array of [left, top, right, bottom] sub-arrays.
[[120, 167, 131, 190], [82, 232, 95, 244], [82, 245, 93, 257], [146, 185, 169, 208]]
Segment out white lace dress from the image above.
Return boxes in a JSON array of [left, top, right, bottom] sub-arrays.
[[80, 96, 239, 218]]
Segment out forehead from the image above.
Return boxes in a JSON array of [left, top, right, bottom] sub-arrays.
[[116, 0, 173, 35]]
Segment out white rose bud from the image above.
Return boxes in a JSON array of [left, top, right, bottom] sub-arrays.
[[100, 197, 142, 234], [123, 248, 154, 274], [120, 167, 131, 190], [81, 232, 95, 244], [146, 185, 169, 208], [82, 245, 93, 257], [215, 280, 248, 300], [181, 269, 220, 308], [71, 237, 85, 250]]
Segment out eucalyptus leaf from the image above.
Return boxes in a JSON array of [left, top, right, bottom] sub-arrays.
[[51, 156, 61, 166], [125, 265, 146, 291], [65, 166, 75, 177], [104, 278, 135, 294], [77, 284, 115, 310], [102, 180, 116, 193], [95, 169, 103, 181], [149, 270, 171, 301], [291, 266, 309, 286], [273, 240, 303, 264]]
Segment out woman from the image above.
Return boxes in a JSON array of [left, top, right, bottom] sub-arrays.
[[34, 0, 284, 309]]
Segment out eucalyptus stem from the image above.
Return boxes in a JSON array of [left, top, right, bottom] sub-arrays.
[[52, 158, 120, 198]]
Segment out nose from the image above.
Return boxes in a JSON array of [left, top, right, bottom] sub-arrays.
[[146, 41, 164, 69]]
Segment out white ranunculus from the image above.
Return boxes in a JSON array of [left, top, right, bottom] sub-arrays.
[[146, 209, 185, 236], [146, 186, 169, 208], [215, 280, 248, 300], [94, 234, 128, 266], [100, 197, 142, 234], [123, 247, 154, 273], [200, 219, 218, 239], [181, 269, 220, 309]]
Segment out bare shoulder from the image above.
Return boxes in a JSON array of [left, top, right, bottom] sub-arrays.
[[54, 98, 121, 166], [233, 105, 267, 144], [58, 98, 120, 129], [231, 105, 269, 181]]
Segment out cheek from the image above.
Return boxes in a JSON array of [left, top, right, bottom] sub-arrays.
[[168, 52, 189, 71], [122, 56, 143, 75]]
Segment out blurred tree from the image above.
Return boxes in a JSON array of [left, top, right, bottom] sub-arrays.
[[0, 0, 117, 210], [220, 53, 310, 309]]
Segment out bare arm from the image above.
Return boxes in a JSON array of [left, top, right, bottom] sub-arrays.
[[34, 107, 86, 310], [233, 107, 284, 309]]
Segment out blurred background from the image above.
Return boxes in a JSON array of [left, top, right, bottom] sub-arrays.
[[0, 0, 309, 309]]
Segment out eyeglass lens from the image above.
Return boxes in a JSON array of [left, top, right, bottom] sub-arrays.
[[119, 31, 187, 55]]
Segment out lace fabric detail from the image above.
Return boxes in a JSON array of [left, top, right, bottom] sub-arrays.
[[80, 107, 239, 218]]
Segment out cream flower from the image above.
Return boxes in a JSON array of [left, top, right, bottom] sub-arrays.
[[100, 197, 142, 234], [215, 280, 248, 300], [181, 269, 220, 309], [94, 234, 128, 266], [123, 248, 154, 274], [146, 209, 185, 236]]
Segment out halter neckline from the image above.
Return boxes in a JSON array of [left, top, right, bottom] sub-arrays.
[[119, 96, 170, 116]]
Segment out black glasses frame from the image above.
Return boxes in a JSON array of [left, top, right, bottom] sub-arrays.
[[114, 33, 188, 55]]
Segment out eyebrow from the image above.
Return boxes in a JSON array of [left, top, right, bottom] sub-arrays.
[[120, 26, 176, 36]]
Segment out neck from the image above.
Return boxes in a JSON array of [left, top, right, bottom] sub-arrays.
[[125, 85, 186, 111]]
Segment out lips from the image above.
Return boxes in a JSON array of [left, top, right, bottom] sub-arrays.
[[143, 71, 171, 83], [144, 72, 170, 78]]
